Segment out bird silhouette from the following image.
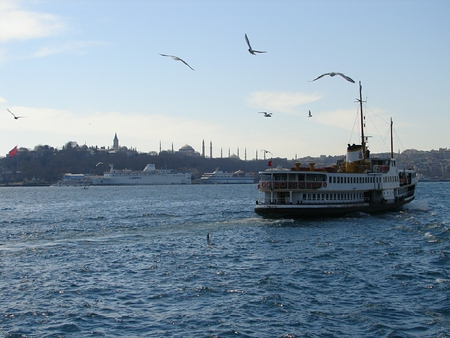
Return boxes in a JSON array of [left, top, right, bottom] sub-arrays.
[[7, 109, 25, 120], [308, 110, 312, 118], [259, 112, 272, 117], [261, 149, 272, 155], [310, 72, 355, 83], [160, 54, 195, 71], [245, 34, 266, 55]]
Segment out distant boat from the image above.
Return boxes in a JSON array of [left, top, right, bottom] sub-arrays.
[[90, 164, 191, 185], [254, 82, 418, 218], [52, 173, 91, 187], [199, 168, 255, 184]]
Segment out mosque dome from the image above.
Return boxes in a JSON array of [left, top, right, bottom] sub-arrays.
[[179, 144, 195, 153]]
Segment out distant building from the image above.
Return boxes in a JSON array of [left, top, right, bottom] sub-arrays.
[[176, 144, 200, 157], [113, 133, 119, 150]]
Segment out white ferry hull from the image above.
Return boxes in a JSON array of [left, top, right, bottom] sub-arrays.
[[255, 194, 415, 218], [199, 168, 254, 184], [90, 175, 191, 185], [90, 164, 191, 185]]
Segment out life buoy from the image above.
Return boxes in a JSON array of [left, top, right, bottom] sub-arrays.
[[290, 182, 297, 189], [323, 182, 327, 188], [262, 182, 266, 188], [280, 182, 287, 189], [274, 182, 280, 189], [266, 182, 271, 189], [306, 182, 312, 189], [300, 182, 305, 188]]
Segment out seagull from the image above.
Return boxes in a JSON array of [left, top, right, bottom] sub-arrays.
[[245, 34, 266, 55], [259, 112, 272, 117], [7, 109, 25, 120], [159, 54, 195, 71], [308, 110, 312, 118], [96, 162, 104, 167], [310, 72, 355, 83], [261, 149, 272, 155]]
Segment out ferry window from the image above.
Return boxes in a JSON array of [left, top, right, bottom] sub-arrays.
[[329, 177, 332, 184]]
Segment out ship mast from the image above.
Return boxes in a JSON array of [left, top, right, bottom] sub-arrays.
[[357, 81, 366, 159], [390, 117, 394, 158]]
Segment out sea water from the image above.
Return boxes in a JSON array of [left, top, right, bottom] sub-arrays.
[[1, 183, 449, 337]]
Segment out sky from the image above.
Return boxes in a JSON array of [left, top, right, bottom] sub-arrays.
[[1, 0, 449, 160]]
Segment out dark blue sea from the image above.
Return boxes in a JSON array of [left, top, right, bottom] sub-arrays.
[[1, 183, 449, 337]]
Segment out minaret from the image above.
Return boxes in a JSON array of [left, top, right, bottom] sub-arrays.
[[210, 141, 213, 159], [113, 133, 119, 150], [202, 139, 205, 157]]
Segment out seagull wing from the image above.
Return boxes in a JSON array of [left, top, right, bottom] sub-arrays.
[[160, 53, 174, 58], [310, 73, 330, 82], [7, 109, 16, 118], [252, 50, 266, 54], [245, 34, 252, 49], [337, 73, 355, 83], [178, 58, 195, 71]]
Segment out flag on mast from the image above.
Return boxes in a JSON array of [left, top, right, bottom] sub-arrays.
[[8, 146, 18, 157]]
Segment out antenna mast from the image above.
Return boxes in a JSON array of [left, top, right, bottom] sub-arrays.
[[357, 81, 366, 159], [390, 118, 394, 158]]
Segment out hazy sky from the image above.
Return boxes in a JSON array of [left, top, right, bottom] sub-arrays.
[[1, 0, 449, 159]]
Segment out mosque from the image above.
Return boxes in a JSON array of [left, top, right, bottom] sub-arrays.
[[112, 134, 251, 160]]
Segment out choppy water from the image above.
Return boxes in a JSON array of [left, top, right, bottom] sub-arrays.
[[1, 183, 449, 337]]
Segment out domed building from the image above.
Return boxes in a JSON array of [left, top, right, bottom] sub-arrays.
[[177, 144, 200, 157]]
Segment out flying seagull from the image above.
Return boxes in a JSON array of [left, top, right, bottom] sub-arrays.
[[259, 112, 272, 117], [261, 149, 273, 155], [310, 72, 355, 83], [7, 109, 25, 120], [308, 110, 312, 118], [160, 54, 195, 71], [245, 34, 266, 55]]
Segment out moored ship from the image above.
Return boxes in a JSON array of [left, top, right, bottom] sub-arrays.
[[254, 82, 418, 218], [199, 168, 254, 184], [90, 164, 191, 185]]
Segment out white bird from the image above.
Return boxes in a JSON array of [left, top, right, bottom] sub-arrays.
[[96, 162, 104, 167], [310, 72, 355, 83], [261, 149, 272, 155], [259, 112, 272, 117], [160, 54, 195, 71], [308, 110, 312, 118], [7, 109, 25, 120], [245, 34, 266, 55]]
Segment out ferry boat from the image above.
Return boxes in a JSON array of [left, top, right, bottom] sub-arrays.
[[90, 164, 191, 185], [52, 173, 91, 187], [254, 82, 418, 218], [199, 168, 255, 184]]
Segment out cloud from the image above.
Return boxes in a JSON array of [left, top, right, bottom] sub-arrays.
[[33, 40, 105, 58], [0, 1, 65, 42], [247, 91, 322, 115]]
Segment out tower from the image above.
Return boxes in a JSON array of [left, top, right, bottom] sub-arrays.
[[113, 133, 119, 150], [210, 141, 212, 159]]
